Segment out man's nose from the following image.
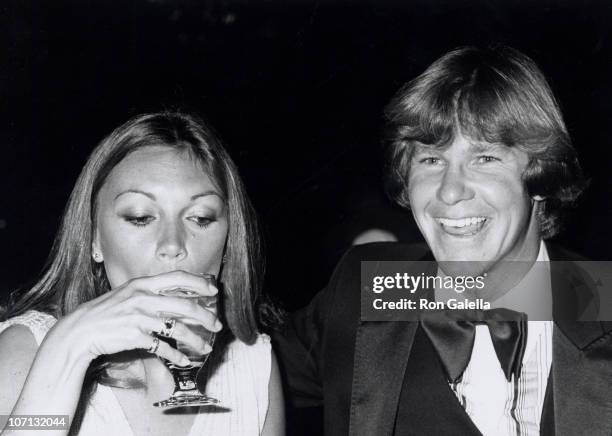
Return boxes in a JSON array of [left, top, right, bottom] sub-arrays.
[[156, 221, 187, 261], [436, 164, 474, 205]]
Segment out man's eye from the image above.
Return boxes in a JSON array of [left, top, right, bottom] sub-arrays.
[[188, 216, 214, 228], [124, 215, 155, 227], [476, 155, 499, 164], [419, 157, 442, 165]]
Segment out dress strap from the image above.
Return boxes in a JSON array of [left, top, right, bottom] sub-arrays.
[[0, 310, 57, 345]]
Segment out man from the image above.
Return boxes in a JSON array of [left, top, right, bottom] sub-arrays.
[[275, 46, 612, 435]]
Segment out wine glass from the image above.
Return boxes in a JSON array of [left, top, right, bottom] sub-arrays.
[[153, 274, 219, 408]]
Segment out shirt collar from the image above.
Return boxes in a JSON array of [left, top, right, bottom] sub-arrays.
[[490, 240, 553, 319]]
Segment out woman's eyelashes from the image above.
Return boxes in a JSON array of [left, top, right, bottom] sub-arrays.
[[123, 214, 155, 227], [187, 215, 214, 229], [120, 213, 215, 229]]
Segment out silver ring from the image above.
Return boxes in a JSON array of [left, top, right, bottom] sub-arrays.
[[159, 318, 176, 338], [147, 336, 160, 354]]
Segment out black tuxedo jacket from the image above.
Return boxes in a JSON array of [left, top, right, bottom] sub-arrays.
[[274, 242, 612, 436]]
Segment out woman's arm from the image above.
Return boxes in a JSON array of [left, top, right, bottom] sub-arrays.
[[0, 271, 221, 436], [262, 351, 285, 436]]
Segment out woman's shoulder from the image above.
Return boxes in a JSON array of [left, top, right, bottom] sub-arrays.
[[0, 312, 47, 404], [0, 322, 39, 373], [222, 333, 272, 377], [203, 332, 272, 433], [0, 309, 57, 346], [226, 332, 271, 355]]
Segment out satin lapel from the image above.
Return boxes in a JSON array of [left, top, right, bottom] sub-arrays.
[[552, 322, 612, 436], [349, 320, 419, 436], [349, 252, 436, 436], [547, 244, 598, 320]]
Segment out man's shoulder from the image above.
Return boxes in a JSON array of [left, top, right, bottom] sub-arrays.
[[340, 241, 431, 264], [546, 242, 590, 262], [326, 242, 431, 288]]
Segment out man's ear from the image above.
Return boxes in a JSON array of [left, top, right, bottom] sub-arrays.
[[92, 229, 104, 263]]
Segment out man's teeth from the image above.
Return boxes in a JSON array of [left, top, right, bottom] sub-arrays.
[[438, 217, 486, 227]]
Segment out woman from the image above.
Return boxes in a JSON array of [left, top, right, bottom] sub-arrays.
[[0, 112, 284, 435]]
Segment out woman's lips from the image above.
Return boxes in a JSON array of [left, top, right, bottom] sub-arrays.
[[436, 216, 488, 236]]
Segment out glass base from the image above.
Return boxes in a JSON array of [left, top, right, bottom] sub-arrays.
[[153, 391, 220, 408]]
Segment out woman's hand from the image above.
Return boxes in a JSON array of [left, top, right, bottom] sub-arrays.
[[47, 270, 222, 367]]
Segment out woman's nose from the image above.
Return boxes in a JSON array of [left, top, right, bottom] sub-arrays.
[[156, 222, 187, 261], [436, 164, 474, 205]]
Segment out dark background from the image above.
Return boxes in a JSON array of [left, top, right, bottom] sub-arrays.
[[1, 0, 611, 313]]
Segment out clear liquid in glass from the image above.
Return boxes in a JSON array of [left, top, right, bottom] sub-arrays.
[[153, 281, 219, 408]]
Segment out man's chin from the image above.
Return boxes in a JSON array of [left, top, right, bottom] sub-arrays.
[[430, 247, 492, 277], [437, 260, 490, 278]]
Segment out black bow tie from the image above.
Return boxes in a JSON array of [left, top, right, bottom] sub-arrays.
[[420, 308, 528, 383]]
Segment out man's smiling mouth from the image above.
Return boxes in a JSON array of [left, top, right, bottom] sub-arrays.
[[436, 216, 488, 236]]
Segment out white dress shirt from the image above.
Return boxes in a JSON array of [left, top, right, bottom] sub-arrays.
[[436, 241, 553, 436]]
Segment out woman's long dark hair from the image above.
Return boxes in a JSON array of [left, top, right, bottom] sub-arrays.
[[3, 112, 264, 433]]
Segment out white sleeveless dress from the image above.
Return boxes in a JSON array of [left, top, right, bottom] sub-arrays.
[[0, 310, 271, 435]]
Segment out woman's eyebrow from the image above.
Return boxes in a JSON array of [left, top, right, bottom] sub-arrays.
[[114, 189, 155, 201], [191, 191, 224, 201], [114, 190, 224, 202]]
